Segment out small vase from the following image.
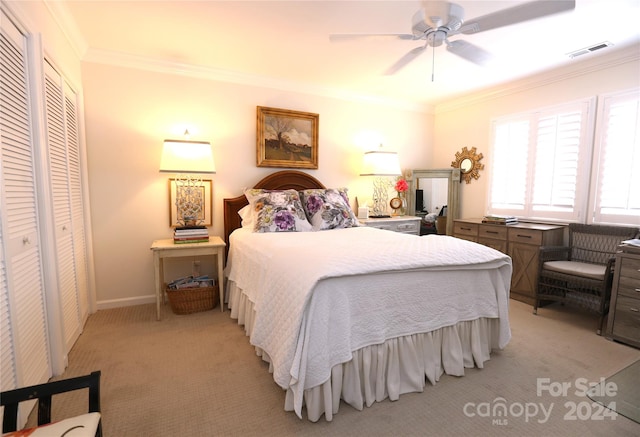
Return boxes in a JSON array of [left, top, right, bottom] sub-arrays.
[[398, 192, 407, 216]]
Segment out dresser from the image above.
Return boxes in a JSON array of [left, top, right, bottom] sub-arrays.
[[360, 216, 421, 235], [454, 218, 565, 305], [606, 247, 640, 348]]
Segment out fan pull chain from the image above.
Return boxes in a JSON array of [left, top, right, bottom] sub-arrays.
[[431, 43, 435, 82]]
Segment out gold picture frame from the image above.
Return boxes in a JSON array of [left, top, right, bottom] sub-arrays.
[[168, 178, 212, 227], [256, 106, 319, 169], [451, 146, 484, 184]]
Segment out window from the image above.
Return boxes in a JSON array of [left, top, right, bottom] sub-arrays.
[[591, 90, 640, 225], [488, 91, 639, 227]]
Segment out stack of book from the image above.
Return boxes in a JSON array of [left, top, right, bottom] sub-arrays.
[[173, 226, 209, 244], [482, 215, 518, 225]]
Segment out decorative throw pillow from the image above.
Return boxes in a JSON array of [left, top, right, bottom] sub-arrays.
[[299, 188, 360, 231], [244, 189, 312, 232]]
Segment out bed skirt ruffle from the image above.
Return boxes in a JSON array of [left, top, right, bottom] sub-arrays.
[[228, 280, 501, 422]]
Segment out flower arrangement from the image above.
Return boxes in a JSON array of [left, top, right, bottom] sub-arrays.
[[395, 178, 408, 194]]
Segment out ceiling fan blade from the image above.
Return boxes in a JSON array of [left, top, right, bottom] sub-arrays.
[[329, 33, 416, 42], [454, 0, 575, 35], [384, 45, 427, 75], [446, 40, 493, 66]]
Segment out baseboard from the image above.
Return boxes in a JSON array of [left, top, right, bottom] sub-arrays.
[[97, 295, 155, 310]]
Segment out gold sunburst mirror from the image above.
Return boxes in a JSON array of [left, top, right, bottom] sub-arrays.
[[451, 146, 484, 184]]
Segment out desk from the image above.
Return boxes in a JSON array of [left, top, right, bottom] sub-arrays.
[[150, 237, 226, 320]]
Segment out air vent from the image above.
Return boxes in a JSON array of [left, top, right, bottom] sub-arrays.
[[567, 41, 613, 59]]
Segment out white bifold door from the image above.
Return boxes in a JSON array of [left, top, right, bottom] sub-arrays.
[[1, 7, 52, 403]]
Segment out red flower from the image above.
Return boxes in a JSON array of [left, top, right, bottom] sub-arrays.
[[395, 179, 408, 193]]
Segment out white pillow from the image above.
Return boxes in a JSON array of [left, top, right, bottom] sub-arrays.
[[238, 205, 253, 228]]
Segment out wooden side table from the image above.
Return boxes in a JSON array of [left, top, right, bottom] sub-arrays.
[[150, 237, 226, 320]]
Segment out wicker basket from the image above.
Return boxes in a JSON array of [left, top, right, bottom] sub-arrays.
[[166, 284, 218, 315]]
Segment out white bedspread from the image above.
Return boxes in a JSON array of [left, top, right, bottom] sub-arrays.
[[225, 226, 512, 417]]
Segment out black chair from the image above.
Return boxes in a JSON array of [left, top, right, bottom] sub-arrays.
[[1, 371, 102, 436], [535, 224, 639, 334]]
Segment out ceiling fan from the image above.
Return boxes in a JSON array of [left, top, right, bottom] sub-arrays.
[[330, 0, 576, 77]]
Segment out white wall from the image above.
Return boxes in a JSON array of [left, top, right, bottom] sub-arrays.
[[431, 45, 640, 219], [80, 62, 433, 306]]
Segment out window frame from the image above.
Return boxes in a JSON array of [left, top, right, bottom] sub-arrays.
[[486, 97, 596, 224]]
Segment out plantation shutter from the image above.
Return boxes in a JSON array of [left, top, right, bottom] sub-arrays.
[[0, 9, 51, 396], [488, 99, 593, 222], [530, 104, 586, 218], [592, 90, 640, 224], [489, 118, 529, 213]]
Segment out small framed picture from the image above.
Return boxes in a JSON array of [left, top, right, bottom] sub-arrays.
[[168, 178, 212, 227], [256, 106, 319, 169]]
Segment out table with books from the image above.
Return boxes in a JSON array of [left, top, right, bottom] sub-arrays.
[[150, 235, 226, 320]]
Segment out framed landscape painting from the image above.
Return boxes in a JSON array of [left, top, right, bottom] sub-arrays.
[[256, 106, 319, 169]]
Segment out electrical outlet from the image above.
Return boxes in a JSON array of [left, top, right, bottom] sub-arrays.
[[192, 260, 201, 277]]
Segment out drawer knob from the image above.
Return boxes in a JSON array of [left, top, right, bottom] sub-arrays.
[[516, 234, 532, 239], [630, 307, 639, 313]]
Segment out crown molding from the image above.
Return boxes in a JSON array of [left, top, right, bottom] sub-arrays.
[[82, 47, 431, 114], [434, 43, 640, 114]]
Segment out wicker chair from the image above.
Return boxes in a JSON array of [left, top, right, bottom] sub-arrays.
[[534, 224, 639, 335]]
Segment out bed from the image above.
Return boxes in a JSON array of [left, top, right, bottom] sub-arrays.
[[223, 170, 512, 422]]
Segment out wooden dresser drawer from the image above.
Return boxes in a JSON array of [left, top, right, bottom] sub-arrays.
[[619, 256, 640, 280], [508, 227, 543, 246], [479, 225, 508, 241], [617, 257, 640, 299], [611, 295, 640, 341], [454, 222, 478, 237]]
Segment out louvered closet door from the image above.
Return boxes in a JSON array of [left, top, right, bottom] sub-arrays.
[[43, 61, 86, 351], [1, 10, 51, 392], [65, 83, 90, 322]]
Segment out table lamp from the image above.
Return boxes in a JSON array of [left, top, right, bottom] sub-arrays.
[[360, 145, 402, 218], [159, 131, 215, 226]]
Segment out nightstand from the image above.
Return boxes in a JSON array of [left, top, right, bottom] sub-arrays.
[[150, 236, 226, 320], [360, 216, 421, 235]]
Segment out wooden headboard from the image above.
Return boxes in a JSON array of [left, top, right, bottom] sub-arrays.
[[223, 170, 326, 247]]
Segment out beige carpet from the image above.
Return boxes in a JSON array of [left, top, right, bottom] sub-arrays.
[[35, 299, 640, 436], [587, 358, 640, 424]]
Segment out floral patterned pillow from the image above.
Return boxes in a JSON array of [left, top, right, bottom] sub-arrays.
[[244, 189, 313, 232], [299, 188, 360, 231]]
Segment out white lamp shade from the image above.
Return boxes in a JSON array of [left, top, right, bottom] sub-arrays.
[[159, 139, 216, 174], [360, 150, 401, 176]]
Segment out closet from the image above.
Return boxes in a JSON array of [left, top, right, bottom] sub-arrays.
[[1, 7, 52, 396], [1, 7, 94, 427]]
